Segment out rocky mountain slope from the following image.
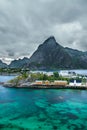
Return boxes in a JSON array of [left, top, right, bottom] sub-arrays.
[[0, 60, 7, 68], [27, 36, 73, 70], [9, 57, 29, 68], [9, 36, 87, 70]]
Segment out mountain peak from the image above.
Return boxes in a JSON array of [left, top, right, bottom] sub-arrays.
[[44, 36, 56, 45], [38, 36, 58, 51], [46, 36, 56, 41]]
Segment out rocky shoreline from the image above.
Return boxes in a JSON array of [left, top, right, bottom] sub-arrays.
[[3, 82, 87, 89]]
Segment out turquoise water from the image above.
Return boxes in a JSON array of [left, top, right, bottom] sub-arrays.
[[0, 76, 87, 129]]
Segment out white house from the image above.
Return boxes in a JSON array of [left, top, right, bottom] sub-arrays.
[[69, 80, 82, 86]]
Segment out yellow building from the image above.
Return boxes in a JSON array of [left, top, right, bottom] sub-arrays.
[[35, 81, 43, 85], [44, 80, 50, 85], [34, 80, 67, 86], [54, 80, 67, 86]]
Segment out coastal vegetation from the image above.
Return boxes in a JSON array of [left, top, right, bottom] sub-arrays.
[[27, 72, 69, 82], [0, 68, 29, 75]]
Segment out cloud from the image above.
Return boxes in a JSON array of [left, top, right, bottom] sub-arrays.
[[52, 22, 83, 49], [0, 0, 87, 63]]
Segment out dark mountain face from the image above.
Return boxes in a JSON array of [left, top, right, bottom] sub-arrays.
[[0, 60, 7, 68], [65, 47, 87, 69], [9, 57, 29, 68], [28, 36, 73, 70]]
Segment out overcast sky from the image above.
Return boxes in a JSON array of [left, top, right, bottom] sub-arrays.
[[0, 0, 87, 64]]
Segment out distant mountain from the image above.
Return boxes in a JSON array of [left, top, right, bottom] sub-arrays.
[[9, 57, 29, 68], [0, 60, 7, 68], [9, 36, 87, 70]]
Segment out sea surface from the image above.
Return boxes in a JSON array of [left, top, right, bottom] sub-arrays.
[[0, 76, 87, 130]]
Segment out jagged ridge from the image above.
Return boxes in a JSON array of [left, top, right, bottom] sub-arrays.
[[9, 36, 87, 70]]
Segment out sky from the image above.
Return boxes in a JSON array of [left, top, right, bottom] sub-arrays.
[[0, 0, 87, 64]]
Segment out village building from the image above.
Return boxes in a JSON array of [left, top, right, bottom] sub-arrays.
[[69, 79, 82, 86]]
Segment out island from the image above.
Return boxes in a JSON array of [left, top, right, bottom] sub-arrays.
[[3, 71, 87, 89]]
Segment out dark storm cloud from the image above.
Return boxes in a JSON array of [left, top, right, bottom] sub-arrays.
[[0, 0, 87, 63]]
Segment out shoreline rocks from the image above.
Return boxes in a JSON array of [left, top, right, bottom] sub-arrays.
[[3, 82, 16, 87], [3, 82, 87, 89]]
